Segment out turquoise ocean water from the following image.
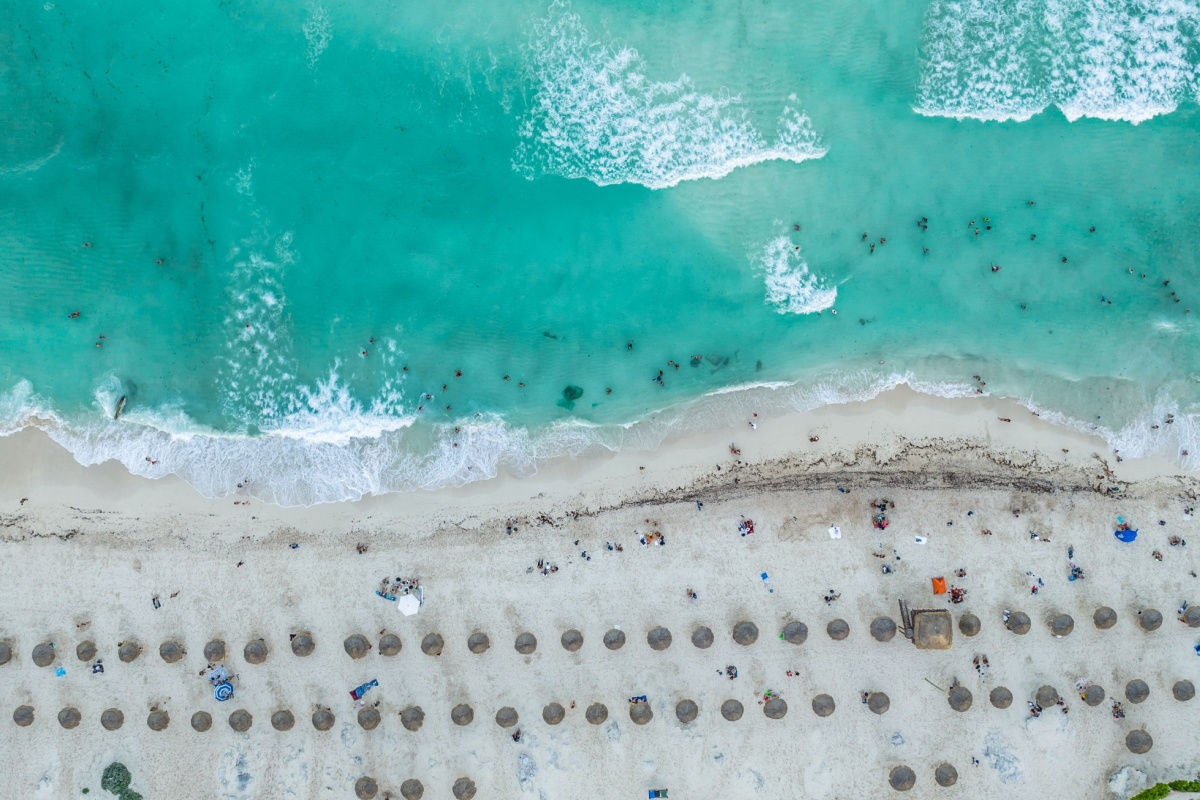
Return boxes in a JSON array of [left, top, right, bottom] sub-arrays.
[[2, 0, 1199, 504]]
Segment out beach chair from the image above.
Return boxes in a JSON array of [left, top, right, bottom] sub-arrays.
[[649, 791, 668, 798]]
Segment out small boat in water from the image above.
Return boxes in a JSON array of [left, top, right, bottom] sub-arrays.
[[114, 395, 126, 420]]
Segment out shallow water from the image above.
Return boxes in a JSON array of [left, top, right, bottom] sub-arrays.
[[2, 0, 1198, 503]]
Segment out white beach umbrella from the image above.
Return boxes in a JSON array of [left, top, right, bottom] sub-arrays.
[[397, 594, 421, 616]]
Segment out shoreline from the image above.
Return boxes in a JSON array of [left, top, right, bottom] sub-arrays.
[[0, 385, 1187, 527], [6, 360, 1194, 507]]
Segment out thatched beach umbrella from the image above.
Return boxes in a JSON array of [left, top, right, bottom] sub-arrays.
[[379, 633, 402, 656], [467, 632, 490, 654], [1138, 608, 1163, 631], [629, 702, 652, 725], [888, 765, 916, 791], [1126, 729, 1153, 754], [102, 708, 125, 731], [733, 621, 758, 646], [32, 642, 55, 667], [312, 708, 334, 730], [561, 629, 583, 652], [1185, 606, 1200, 627], [783, 621, 809, 644], [289, 633, 313, 657], [494, 707, 518, 728], [400, 779, 424, 800], [451, 704, 474, 726], [345, 634, 372, 659], [542, 702, 565, 725], [452, 777, 477, 800], [229, 709, 252, 732], [1049, 614, 1074, 637], [271, 710, 295, 731], [958, 613, 981, 637], [421, 633, 444, 656], [190, 711, 210, 732], [358, 707, 381, 730], [647, 627, 672, 650], [812, 694, 835, 717], [827, 619, 849, 640], [514, 632, 537, 655], [1035, 685, 1059, 707], [676, 699, 698, 723], [1125, 679, 1149, 704], [118, 640, 142, 662], [1173, 680, 1195, 701], [586, 703, 608, 724], [948, 686, 972, 712], [721, 699, 743, 721], [1093, 606, 1117, 629], [13, 705, 33, 726], [58, 707, 81, 729], [76, 641, 97, 662], [691, 626, 714, 649], [868, 692, 890, 715], [871, 617, 897, 642], [147, 710, 169, 731], [1005, 612, 1030, 634], [401, 705, 424, 731], [989, 686, 1013, 709], [159, 640, 185, 663], [355, 776, 378, 800], [1082, 685, 1105, 706], [763, 697, 787, 719], [0, 641, 11, 665], [243, 638, 268, 664], [205, 639, 227, 661], [934, 763, 958, 787], [603, 628, 625, 650]]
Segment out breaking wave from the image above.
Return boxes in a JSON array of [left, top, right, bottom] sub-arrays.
[[915, 0, 1200, 124], [2, 363, 1196, 506], [756, 235, 837, 315], [513, 3, 827, 189]]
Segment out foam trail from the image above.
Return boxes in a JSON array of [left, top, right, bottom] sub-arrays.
[[303, 4, 332, 68], [514, 3, 826, 189], [915, 0, 1200, 124], [0, 136, 64, 176], [756, 235, 836, 315]]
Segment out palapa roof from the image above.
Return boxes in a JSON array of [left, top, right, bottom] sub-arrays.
[[912, 610, 953, 649]]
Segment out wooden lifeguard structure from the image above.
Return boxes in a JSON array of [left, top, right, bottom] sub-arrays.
[[898, 599, 953, 650]]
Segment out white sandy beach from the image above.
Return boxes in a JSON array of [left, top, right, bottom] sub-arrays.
[[1, 387, 1198, 799]]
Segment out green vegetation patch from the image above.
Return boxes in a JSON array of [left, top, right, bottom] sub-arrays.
[[100, 764, 131, 794]]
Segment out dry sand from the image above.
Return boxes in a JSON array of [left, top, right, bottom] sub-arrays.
[[1, 387, 1198, 799]]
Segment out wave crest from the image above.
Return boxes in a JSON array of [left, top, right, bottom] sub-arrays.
[[915, 0, 1200, 124], [513, 3, 826, 189]]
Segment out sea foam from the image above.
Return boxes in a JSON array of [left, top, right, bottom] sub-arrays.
[[303, 3, 332, 69], [513, 3, 826, 189], [756, 235, 837, 315], [916, 0, 1200, 124], [4, 361, 1196, 507]]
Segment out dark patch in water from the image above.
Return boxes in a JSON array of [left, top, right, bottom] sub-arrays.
[[557, 385, 583, 409]]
